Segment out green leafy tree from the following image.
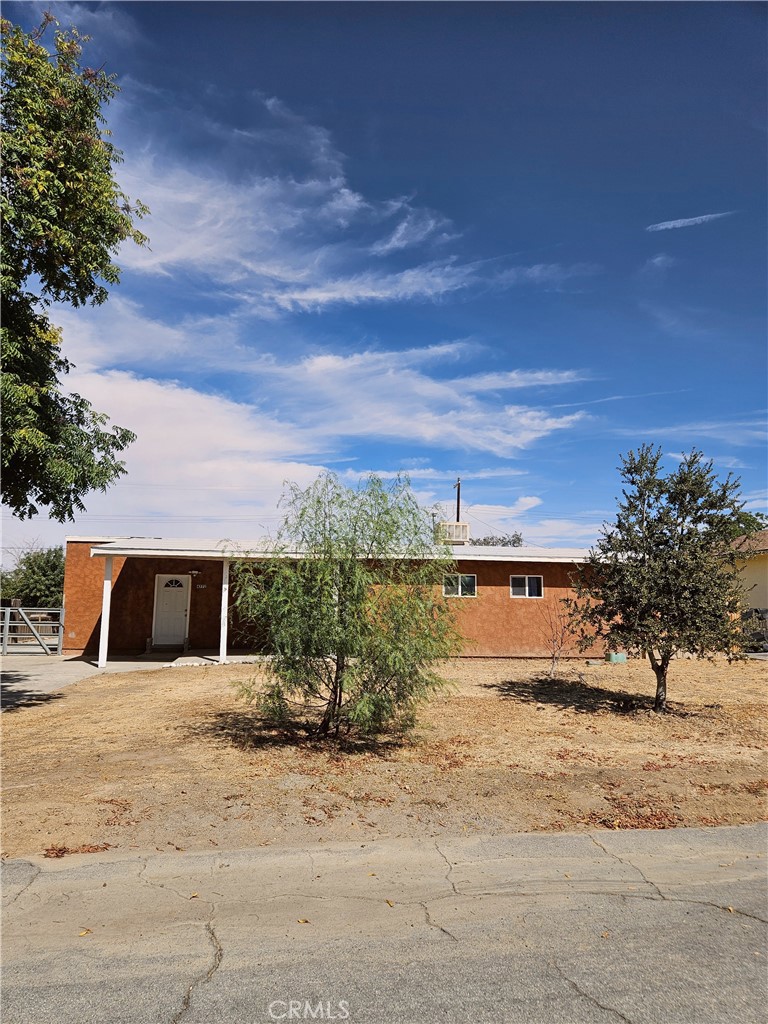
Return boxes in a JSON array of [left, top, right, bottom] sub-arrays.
[[471, 532, 523, 546], [1, 14, 147, 520], [234, 473, 461, 737], [1, 545, 65, 606], [568, 446, 751, 712], [728, 510, 768, 539]]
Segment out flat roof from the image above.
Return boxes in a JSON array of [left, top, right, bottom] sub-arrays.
[[83, 536, 589, 563], [452, 545, 588, 563], [87, 537, 271, 559]]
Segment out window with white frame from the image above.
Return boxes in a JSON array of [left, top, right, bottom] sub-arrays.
[[443, 573, 477, 598], [510, 575, 543, 598]]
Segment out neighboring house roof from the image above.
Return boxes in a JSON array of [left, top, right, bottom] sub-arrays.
[[732, 529, 768, 555], [69, 536, 590, 564]]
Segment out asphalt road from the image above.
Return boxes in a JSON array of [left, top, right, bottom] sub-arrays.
[[3, 824, 767, 1024]]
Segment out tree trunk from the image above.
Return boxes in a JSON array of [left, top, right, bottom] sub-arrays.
[[317, 654, 345, 737], [647, 649, 670, 712], [652, 663, 668, 712]]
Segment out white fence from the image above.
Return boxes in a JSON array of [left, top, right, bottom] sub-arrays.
[[1, 607, 64, 655]]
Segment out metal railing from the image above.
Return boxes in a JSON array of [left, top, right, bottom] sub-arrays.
[[1, 607, 64, 655]]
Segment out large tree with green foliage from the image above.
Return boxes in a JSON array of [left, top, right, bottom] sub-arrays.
[[471, 532, 523, 547], [1, 13, 146, 521], [1, 545, 65, 606], [234, 473, 461, 737], [728, 509, 768, 539], [568, 446, 753, 712]]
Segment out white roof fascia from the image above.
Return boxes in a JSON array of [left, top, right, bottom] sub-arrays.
[[452, 545, 589, 563], [87, 537, 588, 563], [67, 535, 132, 544], [88, 538, 273, 560]]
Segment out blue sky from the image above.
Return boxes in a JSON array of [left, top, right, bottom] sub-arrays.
[[3, 1, 766, 557]]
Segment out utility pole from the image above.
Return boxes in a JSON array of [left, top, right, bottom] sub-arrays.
[[453, 477, 461, 522]]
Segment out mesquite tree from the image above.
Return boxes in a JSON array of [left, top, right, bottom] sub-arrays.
[[568, 446, 752, 711], [233, 473, 461, 737]]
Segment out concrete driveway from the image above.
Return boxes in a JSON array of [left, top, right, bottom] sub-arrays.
[[0, 652, 262, 709], [3, 824, 766, 1024]]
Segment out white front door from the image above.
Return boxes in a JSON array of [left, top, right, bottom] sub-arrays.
[[152, 575, 191, 646]]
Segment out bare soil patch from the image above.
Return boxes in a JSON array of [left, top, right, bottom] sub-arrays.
[[2, 658, 766, 858]]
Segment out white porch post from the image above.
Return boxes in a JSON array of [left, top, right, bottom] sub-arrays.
[[97, 556, 113, 668], [219, 558, 230, 664]]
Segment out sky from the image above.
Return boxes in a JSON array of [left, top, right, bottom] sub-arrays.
[[3, 0, 767, 560]]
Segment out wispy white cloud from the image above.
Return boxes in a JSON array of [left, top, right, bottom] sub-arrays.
[[640, 302, 711, 338], [1, 347, 591, 557], [257, 345, 588, 456], [666, 452, 748, 470], [262, 261, 477, 313], [551, 388, 688, 409], [616, 415, 767, 446], [52, 297, 214, 372], [467, 497, 543, 519], [54, 296, 590, 462], [340, 466, 527, 484], [519, 518, 603, 547], [636, 253, 677, 280], [111, 92, 601, 318], [742, 490, 768, 514], [493, 263, 602, 288], [459, 369, 587, 392], [460, 503, 602, 547], [0, 369, 329, 554], [67, 368, 319, 463], [646, 211, 736, 232], [370, 210, 454, 255], [24, 1, 141, 48]]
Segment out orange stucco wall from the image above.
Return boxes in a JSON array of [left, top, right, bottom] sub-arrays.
[[62, 541, 127, 654], [64, 541, 595, 658], [448, 559, 589, 656], [62, 542, 254, 655]]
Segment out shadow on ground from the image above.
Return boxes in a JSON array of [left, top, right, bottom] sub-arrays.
[[483, 675, 658, 715], [187, 709, 406, 756], [1, 675, 66, 711]]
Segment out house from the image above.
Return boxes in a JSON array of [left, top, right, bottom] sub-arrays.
[[735, 529, 768, 610], [62, 536, 594, 666], [735, 529, 768, 644]]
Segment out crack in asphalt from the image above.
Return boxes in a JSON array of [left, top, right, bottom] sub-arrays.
[[660, 896, 767, 924], [553, 962, 635, 1023], [589, 834, 666, 899], [2, 861, 41, 906], [171, 920, 223, 1024], [136, 862, 213, 906], [587, 834, 767, 924], [433, 840, 458, 894], [420, 902, 458, 942]]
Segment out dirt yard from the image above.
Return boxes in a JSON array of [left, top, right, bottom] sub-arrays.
[[2, 658, 766, 859]]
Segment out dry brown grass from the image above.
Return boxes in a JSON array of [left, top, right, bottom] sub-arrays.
[[2, 657, 766, 858]]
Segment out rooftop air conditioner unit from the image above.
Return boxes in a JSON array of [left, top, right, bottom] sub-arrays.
[[437, 521, 470, 545]]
